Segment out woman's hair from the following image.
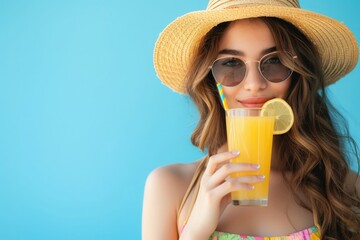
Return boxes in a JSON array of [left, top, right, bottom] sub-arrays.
[[185, 17, 360, 239]]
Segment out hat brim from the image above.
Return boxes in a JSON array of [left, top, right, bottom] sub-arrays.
[[154, 5, 359, 93]]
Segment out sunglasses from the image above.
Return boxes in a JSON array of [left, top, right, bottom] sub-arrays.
[[209, 51, 297, 87]]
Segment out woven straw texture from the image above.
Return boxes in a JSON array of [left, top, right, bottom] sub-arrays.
[[154, 0, 359, 93]]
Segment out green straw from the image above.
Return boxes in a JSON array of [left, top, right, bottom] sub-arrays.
[[216, 83, 229, 110]]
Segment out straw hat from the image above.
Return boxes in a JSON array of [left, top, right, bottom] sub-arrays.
[[154, 0, 359, 93]]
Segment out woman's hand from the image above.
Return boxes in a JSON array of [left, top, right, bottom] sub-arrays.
[[179, 151, 264, 240]]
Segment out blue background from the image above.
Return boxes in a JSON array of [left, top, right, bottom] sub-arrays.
[[0, 0, 359, 239]]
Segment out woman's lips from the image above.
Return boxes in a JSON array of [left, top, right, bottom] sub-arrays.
[[238, 97, 271, 108]]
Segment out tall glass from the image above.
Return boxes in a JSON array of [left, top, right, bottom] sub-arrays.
[[226, 108, 275, 206]]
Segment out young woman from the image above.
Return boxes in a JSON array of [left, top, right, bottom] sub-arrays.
[[143, 0, 360, 239]]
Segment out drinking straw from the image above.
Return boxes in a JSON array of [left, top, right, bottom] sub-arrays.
[[216, 83, 229, 110]]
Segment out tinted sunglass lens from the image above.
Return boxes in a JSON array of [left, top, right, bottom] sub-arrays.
[[260, 52, 293, 82], [211, 58, 246, 86]]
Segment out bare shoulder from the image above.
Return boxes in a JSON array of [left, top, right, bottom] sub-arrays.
[[142, 161, 200, 240], [345, 169, 360, 196], [144, 161, 199, 200], [148, 161, 199, 180]]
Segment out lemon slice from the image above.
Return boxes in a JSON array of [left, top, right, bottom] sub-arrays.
[[261, 98, 294, 135]]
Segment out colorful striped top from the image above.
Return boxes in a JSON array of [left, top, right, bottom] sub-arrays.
[[208, 225, 320, 240]]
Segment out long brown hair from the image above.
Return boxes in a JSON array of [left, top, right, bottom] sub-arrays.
[[185, 17, 360, 239]]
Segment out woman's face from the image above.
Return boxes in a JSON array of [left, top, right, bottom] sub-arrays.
[[216, 18, 292, 108]]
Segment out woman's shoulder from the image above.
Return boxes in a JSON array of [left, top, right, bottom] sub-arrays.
[[142, 162, 204, 239], [142, 160, 202, 238], [144, 161, 200, 195], [143, 160, 202, 205]]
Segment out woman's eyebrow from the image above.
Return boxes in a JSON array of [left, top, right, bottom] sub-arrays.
[[218, 46, 277, 56], [218, 48, 244, 56]]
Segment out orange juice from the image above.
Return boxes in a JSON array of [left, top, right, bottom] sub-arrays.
[[226, 108, 275, 206]]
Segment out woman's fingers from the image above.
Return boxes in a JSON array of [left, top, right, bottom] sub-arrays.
[[213, 175, 265, 197], [207, 163, 259, 188], [204, 151, 240, 175], [208, 162, 260, 187], [201, 151, 265, 206]]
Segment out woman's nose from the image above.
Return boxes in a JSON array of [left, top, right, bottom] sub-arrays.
[[242, 62, 267, 91]]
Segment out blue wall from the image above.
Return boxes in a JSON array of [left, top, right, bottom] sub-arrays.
[[0, 1, 359, 239]]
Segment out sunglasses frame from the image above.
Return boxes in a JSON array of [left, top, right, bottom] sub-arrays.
[[209, 51, 298, 87]]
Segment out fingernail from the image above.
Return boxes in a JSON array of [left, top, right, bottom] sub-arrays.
[[249, 185, 255, 190], [231, 151, 240, 155], [257, 175, 265, 180], [252, 164, 260, 169]]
